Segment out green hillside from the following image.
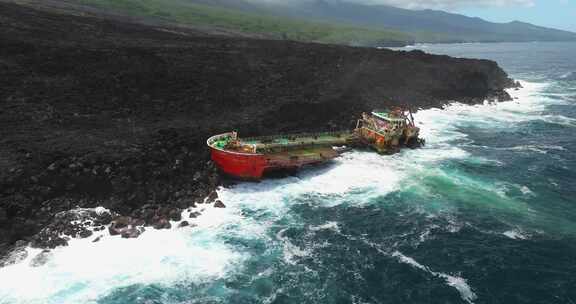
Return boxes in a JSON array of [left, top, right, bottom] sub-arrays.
[[73, 0, 414, 46]]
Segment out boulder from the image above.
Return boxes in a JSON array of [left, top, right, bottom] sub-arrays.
[[29, 250, 52, 267], [178, 221, 189, 228], [131, 205, 158, 225], [188, 211, 201, 218], [109, 216, 146, 238], [0, 243, 29, 267], [153, 218, 171, 230], [111, 216, 131, 229], [78, 229, 93, 239], [205, 190, 218, 203], [131, 218, 145, 227], [121, 227, 143, 239], [108, 216, 133, 236], [32, 207, 115, 244], [108, 226, 119, 236], [31, 232, 69, 249], [214, 200, 226, 208], [94, 211, 113, 226], [168, 209, 182, 222]]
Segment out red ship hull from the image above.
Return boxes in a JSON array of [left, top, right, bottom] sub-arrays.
[[207, 132, 345, 179], [209, 147, 268, 179], [209, 147, 338, 179]]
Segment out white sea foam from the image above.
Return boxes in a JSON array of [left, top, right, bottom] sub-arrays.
[[217, 150, 409, 209], [93, 206, 110, 216], [276, 228, 312, 265], [503, 229, 528, 240], [540, 114, 576, 127], [491, 144, 566, 154], [414, 81, 551, 131], [559, 71, 576, 80], [0, 205, 247, 304], [309, 221, 340, 233], [392, 251, 478, 304], [520, 185, 535, 197]]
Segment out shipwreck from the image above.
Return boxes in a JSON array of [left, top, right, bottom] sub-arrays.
[[207, 109, 423, 179]]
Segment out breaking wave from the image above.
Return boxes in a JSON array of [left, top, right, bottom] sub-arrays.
[[392, 251, 477, 303], [559, 71, 576, 81], [0, 206, 247, 304]]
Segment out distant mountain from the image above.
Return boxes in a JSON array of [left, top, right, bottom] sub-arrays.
[[186, 0, 576, 43], [20, 0, 576, 45], [38, 0, 415, 46]]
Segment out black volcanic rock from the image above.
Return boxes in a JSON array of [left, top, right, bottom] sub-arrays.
[[152, 219, 172, 230], [0, 1, 514, 258], [108, 216, 145, 238], [205, 191, 219, 204], [29, 207, 111, 249], [121, 227, 143, 239], [29, 250, 52, 267], [0, 241, 29, 267]]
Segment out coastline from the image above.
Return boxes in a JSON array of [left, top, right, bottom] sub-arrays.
[[0, 87, 515, 263], [0, 1, 517, 260], [0, 79, 544, 304]]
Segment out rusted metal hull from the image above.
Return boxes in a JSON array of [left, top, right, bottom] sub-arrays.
[[207, 131, 351, 179], [355, 127, 399, 154], [354, 125, 420, 154], [209, 146, 339, 179]]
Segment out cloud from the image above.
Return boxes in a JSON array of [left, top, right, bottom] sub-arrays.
[[348, 0, 535, 10]]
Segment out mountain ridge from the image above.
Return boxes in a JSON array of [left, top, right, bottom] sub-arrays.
[[12, 0, 575, 46], [188, 0, 576, 43]]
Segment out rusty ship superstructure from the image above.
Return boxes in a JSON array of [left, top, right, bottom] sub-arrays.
[[354, 109, 421, 154]]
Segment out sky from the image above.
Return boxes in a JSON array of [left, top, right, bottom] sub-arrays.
[[354, 0, 576, 32], [455, 0, 576, 32]]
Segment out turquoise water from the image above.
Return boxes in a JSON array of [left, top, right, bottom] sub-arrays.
[[1, 42, 576, 304]]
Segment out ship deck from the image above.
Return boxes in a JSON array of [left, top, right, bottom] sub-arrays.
[[265, 146, 339, 166], [241, 131, 353, 153]]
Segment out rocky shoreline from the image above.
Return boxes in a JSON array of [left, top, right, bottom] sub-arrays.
[[0, 0, 516, 261], [0, 130, 223, 263]]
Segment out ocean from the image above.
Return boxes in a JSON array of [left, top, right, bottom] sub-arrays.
[[1, 42, 575, 304]]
